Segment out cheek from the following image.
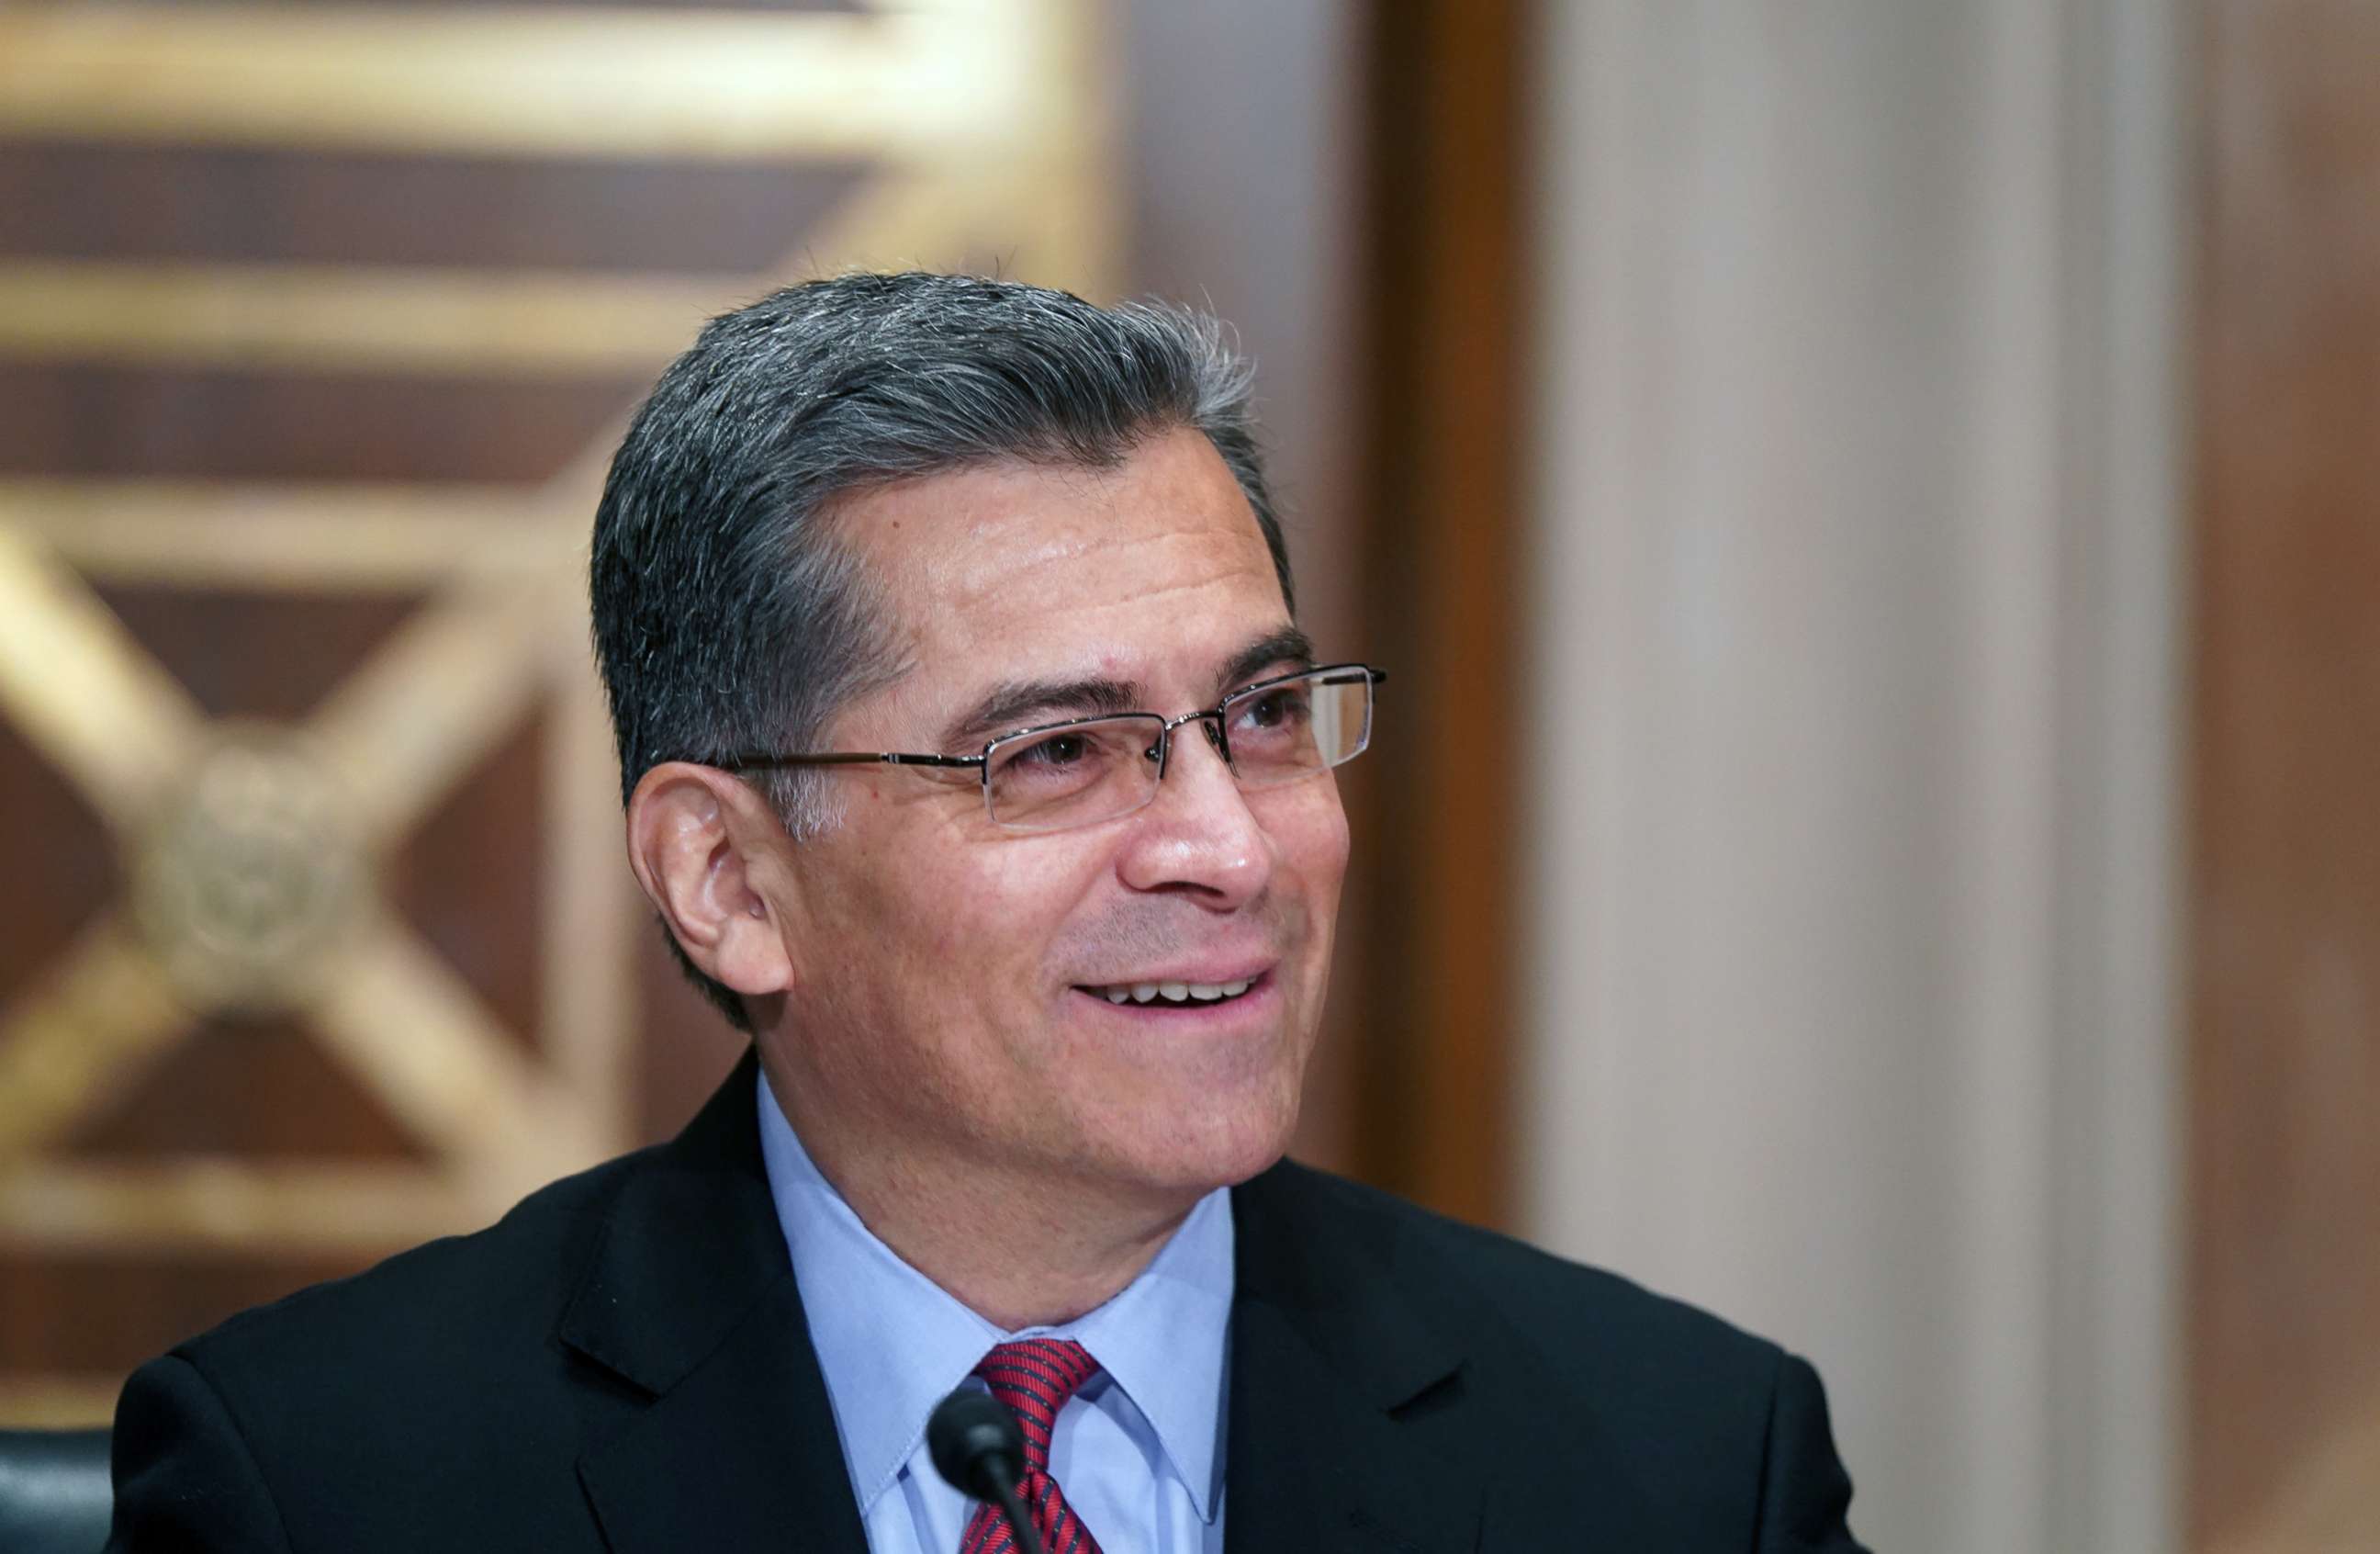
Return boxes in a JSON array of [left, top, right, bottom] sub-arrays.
[[1314, 799, 1353, 883], [1263, 783, 1353, 897], [839, 833, 1103, 990]]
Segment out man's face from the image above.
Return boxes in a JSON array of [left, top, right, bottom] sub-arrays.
[[759, 428, 1349, 1208]]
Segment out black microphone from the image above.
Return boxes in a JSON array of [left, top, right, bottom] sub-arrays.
[[926, 1388, 1047, 1554]]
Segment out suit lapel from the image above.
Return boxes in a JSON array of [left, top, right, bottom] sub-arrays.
[[562, 1051, 869, 1554], [576, 1278, 867, 1554], [1225, 1166, 1684, 1554], [1224, 1166, 1485, 1554]]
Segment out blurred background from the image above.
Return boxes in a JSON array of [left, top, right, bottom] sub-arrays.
[[0, 1, 2370, 1549]]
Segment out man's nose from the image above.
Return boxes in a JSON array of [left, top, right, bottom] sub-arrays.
[[1115, 721, 1274, 906]]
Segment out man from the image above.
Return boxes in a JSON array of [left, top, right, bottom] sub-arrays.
[[107, 273, 1867, 1551]]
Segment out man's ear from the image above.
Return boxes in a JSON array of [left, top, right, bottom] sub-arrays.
[[624, 761, 803, 997]]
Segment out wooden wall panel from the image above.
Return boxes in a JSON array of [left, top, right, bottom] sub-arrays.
[[0, 0, 1122, 1425], [2192, 1, 2380, 1548]]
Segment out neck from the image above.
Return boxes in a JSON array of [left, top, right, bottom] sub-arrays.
[[759, 1052, 1199, 1331]]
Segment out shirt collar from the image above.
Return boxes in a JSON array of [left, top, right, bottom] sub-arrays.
[[756, 1069, 1234, 1521]]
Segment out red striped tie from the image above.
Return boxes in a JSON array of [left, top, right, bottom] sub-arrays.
[[957, 1337, 1106, 1554]]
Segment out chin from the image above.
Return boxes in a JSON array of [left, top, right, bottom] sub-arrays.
[[1101, 1088, 1303, 1199]]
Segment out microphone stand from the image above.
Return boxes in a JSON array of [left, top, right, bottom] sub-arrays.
[[926, 1389, 1048, 1554]]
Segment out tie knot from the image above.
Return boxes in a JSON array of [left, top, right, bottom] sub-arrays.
[[972, 1338, 1101, 1470]]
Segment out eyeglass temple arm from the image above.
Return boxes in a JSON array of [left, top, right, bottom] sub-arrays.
[[1303, 666, 1386, 690], [716, 751, 985, 771]]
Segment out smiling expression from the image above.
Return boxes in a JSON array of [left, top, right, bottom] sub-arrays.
[[750, 427, 1351, 1211]]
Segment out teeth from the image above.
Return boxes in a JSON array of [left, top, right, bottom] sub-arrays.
[[1088, 977, 1257, 1004]]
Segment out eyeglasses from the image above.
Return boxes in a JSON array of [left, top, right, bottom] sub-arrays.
[[720, 663, 1386, 835]]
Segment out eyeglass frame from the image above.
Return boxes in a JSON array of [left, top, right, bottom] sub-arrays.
[[713, 661, 1386, 832]]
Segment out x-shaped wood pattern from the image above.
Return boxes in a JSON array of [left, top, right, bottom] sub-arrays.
[[0, 0, 1111, 1262]]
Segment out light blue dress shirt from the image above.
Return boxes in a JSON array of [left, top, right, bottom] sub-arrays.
[[757, 1072, 1233, 1553]]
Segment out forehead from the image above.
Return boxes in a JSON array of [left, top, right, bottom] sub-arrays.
[[833, 428, 1287, 686]]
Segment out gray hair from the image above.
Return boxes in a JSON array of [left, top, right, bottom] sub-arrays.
[[589, 271, 1294, 1029]]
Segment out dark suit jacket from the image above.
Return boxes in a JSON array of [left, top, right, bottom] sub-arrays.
[[107, 1053, 1867, 1551]]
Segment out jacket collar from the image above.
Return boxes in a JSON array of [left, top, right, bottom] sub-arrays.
[[1225, 1165, 1676, 1554], [1223, 1163, 1483, 1554], [555, 1057, 1616, 1554], [556, 1055, 1471, 1554], [561, 1047, 870, 1554]]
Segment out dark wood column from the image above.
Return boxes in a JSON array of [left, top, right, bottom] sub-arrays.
[[2191, 0, 2380, 1546], [1344, 0, 1529, 1230]]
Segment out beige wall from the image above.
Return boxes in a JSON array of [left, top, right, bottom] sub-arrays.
[[1522, 3, 2184, 1549]]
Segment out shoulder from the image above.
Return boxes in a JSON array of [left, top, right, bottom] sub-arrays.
[[111, 1145, 676, 1550], [151, 1141, 668, 1488], [180, 1144, 653, 1385], [1229, 1161, 1868, 1545], [1249, 1159, 1779, 1350], [1238, 1159, 1792, 1424]]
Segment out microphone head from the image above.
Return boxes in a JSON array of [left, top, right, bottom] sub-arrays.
[[926, 1388, 1027, 1501]]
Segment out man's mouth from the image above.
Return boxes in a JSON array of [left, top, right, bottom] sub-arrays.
[[1076, 976, 1259, 1008]]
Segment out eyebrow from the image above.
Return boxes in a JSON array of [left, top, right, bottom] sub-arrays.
[[937, 626, 1318, 749], [939, 676, 1142, 749], [1218, 626, 1317, 693]]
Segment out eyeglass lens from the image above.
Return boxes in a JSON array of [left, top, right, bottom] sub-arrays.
[[983, 669, 1375, 832]]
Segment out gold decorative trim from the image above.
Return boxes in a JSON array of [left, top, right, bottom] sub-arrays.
[[0, 262, 741, 376], [0, 915, 190, 1161], [0, 1377, 124, 1431], [303, 916, 608, 1180], [0, 1161, 503, 1252], [539, 655, 635, 1132], [128, 726, 373, 1012], [0, 527, 207, 829], [0, 2, 1042, 162], [306, 573, 583, 847], [2208, 1392, 2380, 1553], [0, 483, 567, 590]]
